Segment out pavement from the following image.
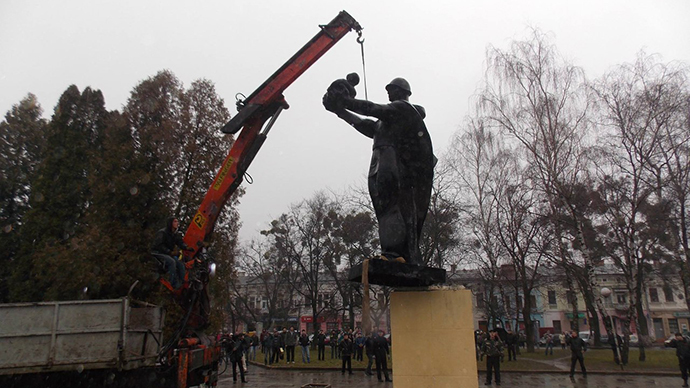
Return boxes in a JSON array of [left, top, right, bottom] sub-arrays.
[[216, 366, 684, 388]]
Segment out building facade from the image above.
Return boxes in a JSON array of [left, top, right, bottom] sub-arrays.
[[227, 271, 389, 334], [450, 264, 690, 343]]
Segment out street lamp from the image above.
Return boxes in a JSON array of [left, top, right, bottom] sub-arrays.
[[600, 287, 623, 370]]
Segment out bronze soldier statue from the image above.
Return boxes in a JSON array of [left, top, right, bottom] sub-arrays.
[[323, 75, 434, 266]]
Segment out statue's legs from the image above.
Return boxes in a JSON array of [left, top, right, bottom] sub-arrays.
[[369, 147, 424, 265]]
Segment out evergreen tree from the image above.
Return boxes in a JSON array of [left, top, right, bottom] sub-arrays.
[[0, 94, 47, 302], [125, 70, 185, 215], [10, 86, 107, 301], [72, 110, 166, 300]]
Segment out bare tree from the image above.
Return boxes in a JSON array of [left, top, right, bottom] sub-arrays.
[[446, 118, 511, 329], [369, 285, 393, 331], [592, 53, 689, 360], [325, 205, 378, 330], [227, 240, 296, 330], [494, 161, 551, 352], [261, 192, 338, 333], [638, 57, 690, 313], [420, 162, 463, 269], [479, 29, 607, 345]]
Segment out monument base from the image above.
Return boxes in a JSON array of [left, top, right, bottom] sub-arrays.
[[348, 260, 446, 287], [390, 288, 478, 388]]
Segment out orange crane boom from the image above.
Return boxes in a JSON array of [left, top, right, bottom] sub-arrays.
[[183, 11, 362, 253]]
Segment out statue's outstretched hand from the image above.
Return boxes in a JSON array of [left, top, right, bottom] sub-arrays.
[[323, 91, 344, 113], [323, 77, 356, 113]]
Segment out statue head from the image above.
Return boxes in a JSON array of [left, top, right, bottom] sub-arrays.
[[385, 77, 412, 101]]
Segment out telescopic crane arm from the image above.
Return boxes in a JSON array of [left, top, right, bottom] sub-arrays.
[[181, 11, 362, 254], [162, 12, 362, 387]]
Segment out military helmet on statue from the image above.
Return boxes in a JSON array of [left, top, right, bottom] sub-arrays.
[[385, 77, 412, 96]]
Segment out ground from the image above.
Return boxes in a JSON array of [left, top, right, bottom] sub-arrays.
[[491, 348, 679, 372], [216, 348, 684, 387], [249, 347, 679, 372], [216, 368, 682, 388]]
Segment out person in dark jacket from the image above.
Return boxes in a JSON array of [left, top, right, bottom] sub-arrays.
[[336, 331, 344, 358], [151, 217, 193, 289], [373, 330, 392, 382], [566, 331, 587, 378], [340, 333, 354, 375], [299, 329, 311, 363], [260, 329, 267, 354], [285, 327, 298, 364], [364, 332, 375, 376], [330, 330, 338, 359], [505, 329, 518, 361], [669, 332, 690, 387], [355, 332, 366, 361], [481, 329, 504, 386], [271, 329, 282, 364], [249, 332, 259, 361], [262, 331, 273, 365], [543, 332, 554, 356], [316, 330, 326, 360], [230, 334, 248, 383]]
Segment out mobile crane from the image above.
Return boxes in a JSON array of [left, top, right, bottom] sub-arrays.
[[156, 11, 363, 387]]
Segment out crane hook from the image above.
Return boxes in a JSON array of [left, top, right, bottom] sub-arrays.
[[356, 31, 368, 100]]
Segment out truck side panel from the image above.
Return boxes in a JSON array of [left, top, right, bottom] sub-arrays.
[[0, 298, 164, 375]]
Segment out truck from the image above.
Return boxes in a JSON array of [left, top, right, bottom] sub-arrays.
[[1, 10, 363, 387], [0, 298, 166, 387]]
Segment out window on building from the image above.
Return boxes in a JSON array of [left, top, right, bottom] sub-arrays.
[[566, 291, 575, 304], [476, 295, 485, 308], [517, 295, 523, 309], [553, 320, 562, 333], [504, 296, 511, 311], [649, 287, 659, 303], [664, 286, 675, 302], [616, 293, 627, 305], [548, 290, 557, 305], [530, 295, 537, 309], [669, 318, 679, 334], [261, 298, 268, 309]]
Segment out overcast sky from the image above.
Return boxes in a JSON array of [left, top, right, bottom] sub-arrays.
[[1, 0, 689, 243]]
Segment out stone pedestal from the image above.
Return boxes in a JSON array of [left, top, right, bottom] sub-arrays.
[[390, 288, 478, 388]]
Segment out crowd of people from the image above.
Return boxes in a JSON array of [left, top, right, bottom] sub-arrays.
[[540, 331, 573, 355], [218, 327, 393, 383], [474, 328, 589, 385], [223, 326, 690, 387]]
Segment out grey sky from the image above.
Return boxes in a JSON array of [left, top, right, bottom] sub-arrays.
[[1, 0, 689, 243]]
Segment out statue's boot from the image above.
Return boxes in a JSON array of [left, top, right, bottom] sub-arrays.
[[378, 254, 406, 263]]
